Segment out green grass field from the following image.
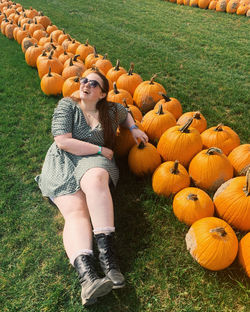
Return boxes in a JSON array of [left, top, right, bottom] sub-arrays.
[[0, 0, 249, 311]]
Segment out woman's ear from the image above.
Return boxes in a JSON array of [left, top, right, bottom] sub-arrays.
[[99, 92, 106, 100]]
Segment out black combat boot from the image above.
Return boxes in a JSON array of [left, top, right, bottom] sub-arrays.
[[73, 254, 113, 306], [94, 233, 125, 289]]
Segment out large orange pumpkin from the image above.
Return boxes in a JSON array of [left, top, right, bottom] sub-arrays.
[[228, 144, 250, 176], [238, 232, 250, 278], [154, 93, 182, 120], [40, 67, 64, 96], [107, 82, 133, 106], [177, 111, 207, 134], [76, 39, 94, 61], [25, 43, 44, 67], [186, 217, 238, 271], [106, 59, 127, 83], [37, 50, 64, 79]]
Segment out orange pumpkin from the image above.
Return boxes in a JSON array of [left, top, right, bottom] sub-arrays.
[[173, 187, 214, 226], [40, 67, 64, 96], [198, 0, 211, 8], [186, 217, 238, 271], [84, 46, 103, 69], [152, 160, 190, 197], [128, 142, 162, 177], [228, 144, 250, 176], [107, 82, 133, 106], [157, 118, 202, 167], [123, 99, 143, 122], [177, 111, 207, 134], [36, 12, 51, 29], [238, 232, 250, 277], [106, 59, 127, 83], [62, 76, 80, 98], [62, 57, 85, 80], [58, 50, 74, 65], [213, 170, 250, 231], [154, 93, 182, 120], [95, 54, 113, 75], [201, 123, 240, 156], [76, 39, 95, 61], [25, 43, 44, 67], [189, 147, 234, 192], [37, 50, 64, 79], [133, 75, 166, 113]]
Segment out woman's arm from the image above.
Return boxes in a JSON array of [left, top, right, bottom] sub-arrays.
[[120, 112, 148, 144], [54, 133, 113, 159]]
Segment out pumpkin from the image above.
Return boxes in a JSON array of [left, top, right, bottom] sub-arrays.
[[58, 50, 74, 65], [237, 2, 249, 14], [95, 54, 113, 75], [32, 29, 47, 42], [190, 0, 198, 6], [24, 7, 38, 19], [36, 12, 51, 29], [173, 187, 214, 226], [189, 147, 234, 192], [107, 82, 133, 106], [116, 63, 143, 97], [106, 59, 127, 83], [37, 50, 64, 79], [67, 39, 81, 55], [226, 0, 240, 12], [16, 24, 29, 44], [62, 76, 80, 98], [208, 0, 218, 9], [38, 33, 50, 46], [152, 160, 190, 197], [62, 57, 85, 80], [57, 29, 69, 46], [238, 232, 250, 277], [21, 35, 38, 53], [177, 111, 207, 133], [142, 105, 176, 142], [122, 99, 143, 122], [186, 217, 238, 271], [154, 93, 182, 120], [216, 0, 228, 11], [5, 19, 16, 39], [157, 118, 203, 167], [133, 74, 166, 113], [201, 123, 240, 155], [84, 46, 103, 69], [40, 67, 64, 96], [228, 144, 250, 176], [177, 0, 184, 4], [198, 0, 211, 8], [61, 34, 73, 51], [28, 18, 44, 36], [25, 43, 44, 67], [46, 24, 58, 35], [76, 39, 94, 61], [128, 142, 162, 177], [213, 169, 250, 231]]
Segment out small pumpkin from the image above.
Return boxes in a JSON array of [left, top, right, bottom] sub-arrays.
[[213, 169, 250, 231], [36, 11, 51, 29], [95, 54, 113, 75], [67, 39, 81, 55], [189, 147, 234, 192], [58, 50, 74, 65], [133, 74, 167, 113], [62, 76, 80, 98], [40, 67, 64, 96], [152, 160, 190, 197], [238, 232, 250, 278], [177, 111, 207, 133], [122, 99, 143, 122], [228, 144, 250, 176], [25, 43, 44, 67], [173, 187, 214, 226], [84, 46, 103, 69], [37, 50, 64, 79], [62, 57, 85, 80], [198, 0, 211, 8], [201, 123, 240, 156], [76, 39, 94, 61], [107, 82, 133, 106], [186, 217, 238, 271], [226, 0, 240, 12], [154, 93, 182, 120], [128, 141, 162, 177], [106, 59, 127, 83]]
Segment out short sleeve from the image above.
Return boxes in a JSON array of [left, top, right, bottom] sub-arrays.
[[51, 98, 74, 136], [116, 102, 128, 125]]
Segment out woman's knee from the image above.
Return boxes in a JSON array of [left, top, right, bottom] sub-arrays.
[[80, 168, 109, 192]]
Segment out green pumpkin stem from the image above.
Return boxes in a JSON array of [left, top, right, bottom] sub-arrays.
[[113, 82, 119, 94], [187, 194, 198, 201], [149, 74, 157, 85], [128, 63, 134, 75], [114, 59, 121, 71], [93, 46, 98, 58], [69, 58, 73, 66], [47, 66, 52, 77], [170, 160, 180, 175], [179, 118, 193, 133], [85, 39, 89, 46], [206, 147, 223, 155], [102, 53, 108, 60], [210, 227, 227, 237]]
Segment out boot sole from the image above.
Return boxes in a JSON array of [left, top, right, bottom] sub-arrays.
[[81, 279, 113, 306], [112, 283, 125, 289]]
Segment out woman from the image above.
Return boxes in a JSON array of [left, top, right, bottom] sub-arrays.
[[35, 71, 148, 306]]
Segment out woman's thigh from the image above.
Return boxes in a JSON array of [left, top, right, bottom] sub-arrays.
[[80, 168, 110, 193]]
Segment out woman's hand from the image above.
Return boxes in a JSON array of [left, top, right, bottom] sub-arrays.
[[101, 146, 114, 160], [130, 128, 149, 145]]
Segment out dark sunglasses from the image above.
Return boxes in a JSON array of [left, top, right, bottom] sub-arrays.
[[80, 77, 105, 92]]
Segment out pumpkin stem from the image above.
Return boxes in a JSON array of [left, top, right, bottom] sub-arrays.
[[156, 104, 164, 115], [159, 92, 171, 102], [210, 227, 227, 237], [149, 74, 157, 85], [138, 141, 145, 149], [73, 54, 80, 62], [243, 168, 250, 196], [102, 53, 108, 60], [122, 98, 128, 108], [85, 39, 89, 46], [215, 123, 224, 131], [41, 49, 47, 57], [187, 194, 198, 201], [206, 147, 223, 155], [170, 160, 180, 175], [47, 66, 52, 77], [74, 76, 80, 82], [93, 46, 98, 58], [193, 111, 201, 120], [69, 58, 74, 66], [113, 82, 119, 94], [179, 118, 193, 133], [48, 49, 54, 59], [114, 59, 120, 71], [128, 63, 134, 75]]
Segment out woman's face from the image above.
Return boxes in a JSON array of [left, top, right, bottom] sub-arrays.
[[79, 73, 106, 103]]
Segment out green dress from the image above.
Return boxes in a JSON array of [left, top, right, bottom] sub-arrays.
[[35, 97, 128, 198]]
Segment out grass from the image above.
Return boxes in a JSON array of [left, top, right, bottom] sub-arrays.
[[0, 0, 249, 311]]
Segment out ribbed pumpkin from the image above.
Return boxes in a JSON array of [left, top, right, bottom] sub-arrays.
[[58, 50, 74, 65], [213, 170, 250, 231], [226, 0, 240, 12], [141, 105, 176, 142], [237, 2, 249, 14], [152, 160, 190, 197], [76, 39, 94, 61], [216, 0, 228, 11], [62, 76, 80, 98], [84, 46, 103, 69], [128, 142, 162, 177], [106, 59, 127, 83], [25, 43, 44, 67], [154, 93, 182, 120], [5, 20, 16, 39], [67, 39, 81, 55], [37, 50, 64, 79], [46, 24, 58, 35], [16, 24, 29, 44], [157, 118, 203, 167], [50, 29, 63, 42], [28, 18, 44, 36], [63, 54, 84, 68], [209, 0, 218, 9], [201, 124, 240, 155], [190, 0, 198, 6], [186, 217, 238, 271], [36, 12, 51, 29], [238, 232, 250, 277], [61, 57, 85, 80], [32, 29, 47, 42], [40, 67, 64, 96], [123, 99, 143, 122], [95, 54, 113, 75], [173, 187, 214, 226], [198, 0, 211, 8], [21, 35, 38, 53], [228, 144, 250, 176], [177, 111, 207, 134], [107, 82, 133, 106], [133, 75, 166, 113], [116, 63, 143, 97], [189, 147, 234, 192]]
